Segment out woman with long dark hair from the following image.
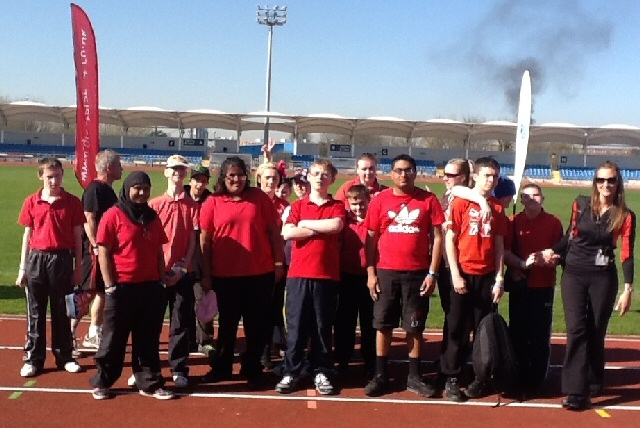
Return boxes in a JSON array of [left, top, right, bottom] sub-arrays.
[[200, 157, 284, 388], [544, 161, 635, 410]]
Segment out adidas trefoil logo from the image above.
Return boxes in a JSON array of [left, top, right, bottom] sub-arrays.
[[387, 206, 421, 234]]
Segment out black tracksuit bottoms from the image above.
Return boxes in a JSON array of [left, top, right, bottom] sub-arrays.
[[509, 286, 554, 390], [165, 273, 195, 375], [560, 268, 618, 395], [90, 281, 166, 392], [284, 278, 338, 376], [334, 272, 375, 373], [440, 271, 494, 378], [211, 272, 274, 379], [24, 249, 75, 368]]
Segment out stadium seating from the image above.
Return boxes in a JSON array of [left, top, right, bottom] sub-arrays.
[[0, 143, 204, 165], [560, 167, 596, 180]]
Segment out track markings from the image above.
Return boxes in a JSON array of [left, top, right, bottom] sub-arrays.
[[306, 389, 317, 409], [8, 380, 36, 400], [2, 385, 640, 412], [595, 409, 611, 418]]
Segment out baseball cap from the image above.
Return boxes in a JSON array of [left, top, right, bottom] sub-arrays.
[[494, 176, 516, 199], [191, 165, 210, 179], [166, 154, 190, 168]]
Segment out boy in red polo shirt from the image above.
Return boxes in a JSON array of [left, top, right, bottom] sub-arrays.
[[363, 154, 445, 398], [334, 184, 375, 377], [505, 184, 563, 394], [334, 153, 387, 206], [441, 157, 508, 402], [276, 160, 345, 395], [148, 155, 199, 388], [16, 158, 85, 377]]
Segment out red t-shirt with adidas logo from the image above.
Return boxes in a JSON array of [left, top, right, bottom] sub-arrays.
[[364, 187, 445, 271]]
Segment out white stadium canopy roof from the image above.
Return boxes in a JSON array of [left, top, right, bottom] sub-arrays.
[[2, 101, 640, 146]]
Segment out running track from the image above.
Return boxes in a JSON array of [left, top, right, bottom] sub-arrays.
[[0, 316, 639, 427]]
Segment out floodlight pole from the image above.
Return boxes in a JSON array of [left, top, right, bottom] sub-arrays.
[[257, 5, 287, 145]]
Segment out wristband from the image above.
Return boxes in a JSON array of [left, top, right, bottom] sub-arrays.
[[427, 271, 439, 279], [519, 260, 527, 269], [19, 268, 26, 273], [624, 287, 633, 293]]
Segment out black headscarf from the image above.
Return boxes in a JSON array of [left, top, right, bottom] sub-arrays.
[[117, 171, 157, 225]]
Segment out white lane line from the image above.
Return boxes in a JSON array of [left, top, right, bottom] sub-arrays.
[[1, 345, 639, 371], [1, 386, 640, 411]]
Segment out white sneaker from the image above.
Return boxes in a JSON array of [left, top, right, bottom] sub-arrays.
[[173, 374, 189, 388], [127, 374, 136, 387], [314, 372, 335, 395], [92, 387, 110, 400], [64, 361, 82, 373], [20, 363, 37, 377]]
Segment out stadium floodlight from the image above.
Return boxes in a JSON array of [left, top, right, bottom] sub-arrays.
[[257, 5, 287, 145]]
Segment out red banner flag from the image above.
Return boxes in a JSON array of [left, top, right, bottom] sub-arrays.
[[71, 3, 99, 188]]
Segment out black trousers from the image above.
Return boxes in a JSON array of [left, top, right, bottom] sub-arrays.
[[560, 268, 618, 395], [265, 269, 287, 354], [437, 263, 452, 355], [440, 271, 494, 377], [211, 273, 274, 379], [284, 278, 338, 376], [334, 272, 375, 372], [165, 273, 195, 375], [191, 280, 215, 347], [509, 286, 555, 390], [24, 249, 74, 368], [90, 281, 166, 392]]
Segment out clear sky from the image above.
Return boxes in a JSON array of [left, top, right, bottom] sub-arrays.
[[2, 0, 639, 128]]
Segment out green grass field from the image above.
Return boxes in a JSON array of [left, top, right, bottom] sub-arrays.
[[1, 164, 639, 334]]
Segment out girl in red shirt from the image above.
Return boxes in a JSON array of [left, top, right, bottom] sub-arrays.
[[200, 157, 284, 388], [90, 171, 173, 400]]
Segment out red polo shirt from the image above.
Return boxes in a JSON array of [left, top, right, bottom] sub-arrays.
[[365, 187, 445, 271], [18, 188, 85, 251], [448, 196, 508, 275], [286, 196, 346, 281], [507, 210, 564, 288], [149, 191, 200, 270], [97, 206, 168, 283], [334, 177, 387, 207], [200, 187, 279, 277], [341, 213, 368, 275]]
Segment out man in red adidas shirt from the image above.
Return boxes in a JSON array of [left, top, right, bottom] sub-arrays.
[[441, 157, 508, 402], [334, 153, 387, 205], [363, 154, 445, 398]]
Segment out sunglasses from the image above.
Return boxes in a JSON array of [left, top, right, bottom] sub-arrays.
[[444, 172, 461, 178], [595, 177, 618, 185]]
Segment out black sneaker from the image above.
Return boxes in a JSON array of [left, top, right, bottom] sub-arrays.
[[407, 375, 436, 398], [364, 374, 389, 397], [200, 369, 232, 384], [465, 378, 490, 399], [562, 394, 590, 411], [445, 377, 467, 402]]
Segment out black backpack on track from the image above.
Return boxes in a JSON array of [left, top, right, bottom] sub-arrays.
[[472, 306, 518, 396]]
